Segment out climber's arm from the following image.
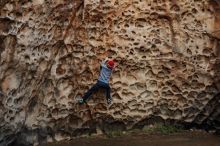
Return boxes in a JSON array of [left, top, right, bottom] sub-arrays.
[[100, 58, 108, 68]]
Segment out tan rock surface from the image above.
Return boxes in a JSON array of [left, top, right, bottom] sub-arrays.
[[0, 0, 220, 145]]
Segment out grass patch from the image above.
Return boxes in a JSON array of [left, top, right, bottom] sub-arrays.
[[143, 123, 183, 135], [105, 130, 125, 138], [105, 124, 183, 138]]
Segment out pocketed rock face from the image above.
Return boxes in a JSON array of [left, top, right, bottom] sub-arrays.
[[0, 0, 220, 145]]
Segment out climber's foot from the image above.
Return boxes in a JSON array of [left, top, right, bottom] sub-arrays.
[[107, 98, 112, 105], [76, 97, 84, 104]]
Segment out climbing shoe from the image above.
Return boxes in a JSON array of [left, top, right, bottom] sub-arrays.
[[76, 97, 84, 104], [107, 98, 112, 105]]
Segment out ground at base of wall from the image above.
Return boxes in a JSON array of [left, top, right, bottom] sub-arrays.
[[43, 130, 220, 146]]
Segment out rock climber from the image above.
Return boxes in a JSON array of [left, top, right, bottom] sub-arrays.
[[77, 58, 115, 104]]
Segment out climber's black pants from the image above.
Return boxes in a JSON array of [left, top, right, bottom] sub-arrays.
[[82, 80, 111, 102]]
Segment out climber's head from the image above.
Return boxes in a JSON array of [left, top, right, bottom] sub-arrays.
[[107, 59, 115, 69]]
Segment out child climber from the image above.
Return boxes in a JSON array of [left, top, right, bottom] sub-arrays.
[[77, 59, 115, 104]]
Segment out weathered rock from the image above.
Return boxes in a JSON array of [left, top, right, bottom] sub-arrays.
[[0, 0, 220, 145]]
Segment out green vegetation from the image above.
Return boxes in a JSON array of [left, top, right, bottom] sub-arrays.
[[105, 130, 125, 138], [105, 123, 183, 138], [142, 123, 183, 135]]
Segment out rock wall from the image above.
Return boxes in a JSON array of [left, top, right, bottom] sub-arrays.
[[0, 0, 220, 145]]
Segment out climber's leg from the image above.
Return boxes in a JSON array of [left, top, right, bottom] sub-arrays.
[[98, 81, 112, 104], [82, 82, 100, 102], [105, 85, 112, 104]]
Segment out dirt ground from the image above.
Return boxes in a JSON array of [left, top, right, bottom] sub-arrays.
[[44, 131, 220, 146]]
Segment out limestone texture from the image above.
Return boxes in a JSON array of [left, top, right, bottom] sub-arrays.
[[0, 0, 220, 145]]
